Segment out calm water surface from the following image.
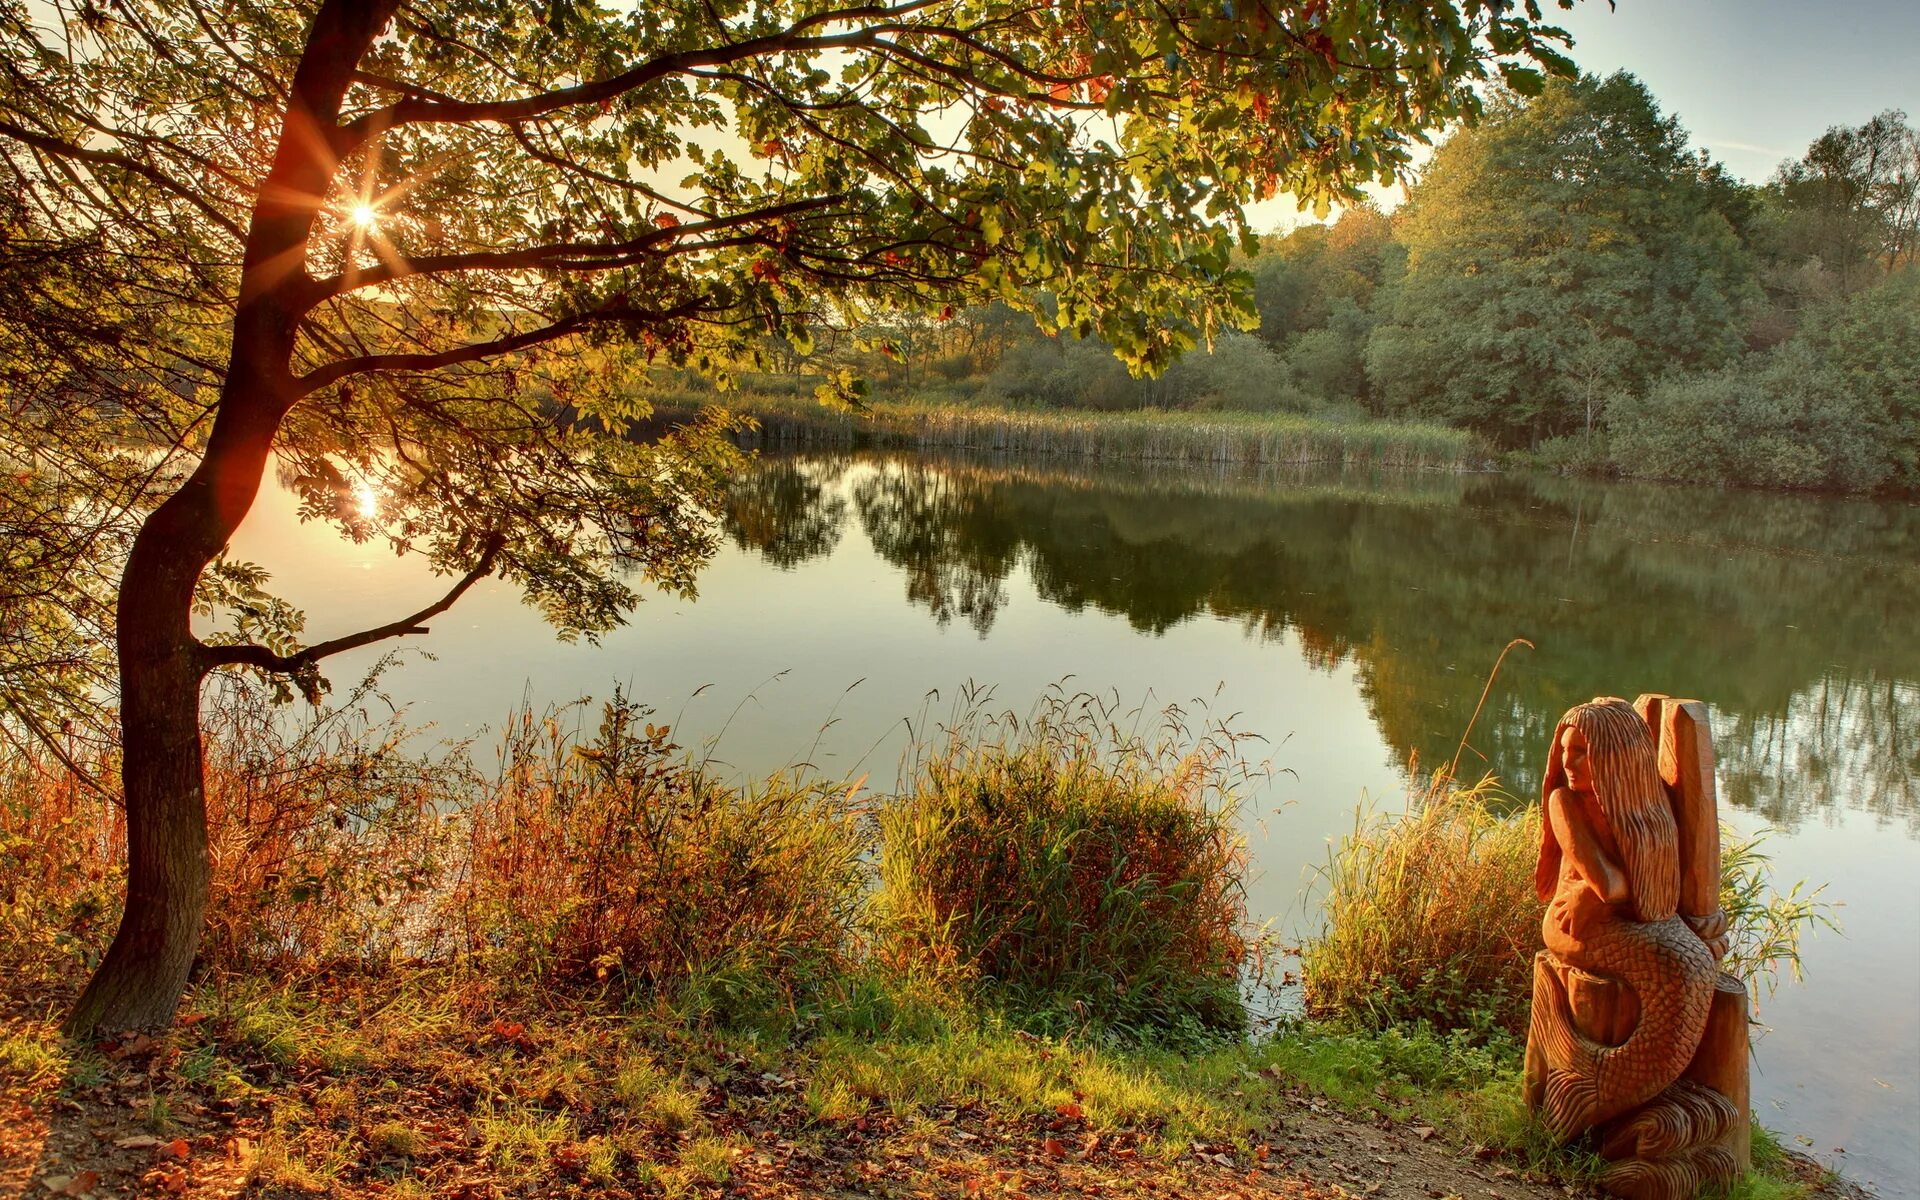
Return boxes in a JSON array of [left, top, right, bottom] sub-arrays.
[[227, 452, 1920, 1198]]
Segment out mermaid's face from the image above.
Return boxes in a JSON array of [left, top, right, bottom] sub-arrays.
[[1559, 726, 1593, 794]]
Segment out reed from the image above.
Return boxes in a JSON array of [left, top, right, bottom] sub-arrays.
[[666, 394, 1488, 473]]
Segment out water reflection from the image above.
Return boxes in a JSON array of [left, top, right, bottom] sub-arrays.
[[721, 454, 1920, 833]]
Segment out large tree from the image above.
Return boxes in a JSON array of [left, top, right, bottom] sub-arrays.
[[1364, 72, 1756, 446], [1, 0, 1586, 1033]]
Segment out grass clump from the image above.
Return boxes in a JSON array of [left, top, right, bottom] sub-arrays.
[[875, 688, 1261, 1039], [1301, 769, 1542, 1037], [455, 688, 868, 1024]]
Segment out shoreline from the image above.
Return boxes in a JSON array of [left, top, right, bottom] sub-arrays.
[[0, 966, 1868, 1200]]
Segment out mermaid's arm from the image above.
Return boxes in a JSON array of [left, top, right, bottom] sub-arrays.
[[1547, 787, 1630, 905]]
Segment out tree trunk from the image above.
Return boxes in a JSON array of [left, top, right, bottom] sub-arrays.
[[62, 639, 210, 1033], [64, 367, 287, 1035], [59, 0, 404, 1037]]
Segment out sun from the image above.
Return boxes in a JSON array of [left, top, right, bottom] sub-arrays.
[[348, 202, 378, 230], [352, 481, 378, 519]]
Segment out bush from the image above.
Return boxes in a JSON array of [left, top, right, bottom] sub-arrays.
[[1300, 772, 1542, 1038], [979, 337, 1142, 410], [1608, 343, 1890, 492], [1164, 330, 1309, 411], [454, 690, 868, 1021], [874, 691, 1258, 1037]]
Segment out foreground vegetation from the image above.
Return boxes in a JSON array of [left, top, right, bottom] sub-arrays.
[[1, 682, 1839, 1198]]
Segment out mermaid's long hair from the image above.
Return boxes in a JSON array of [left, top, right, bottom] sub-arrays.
[[1534, 697, 1679, 923]]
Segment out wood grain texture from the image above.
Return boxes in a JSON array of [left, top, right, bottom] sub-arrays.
[[1525, 695, 1750, 1199]]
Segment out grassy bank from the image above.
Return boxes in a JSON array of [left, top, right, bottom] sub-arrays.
[[654, 391, 1490, 473], [0, 686, 1839, 1200]]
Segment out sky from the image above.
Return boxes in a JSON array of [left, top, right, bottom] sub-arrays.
[[1246, 0, 1920, 229], [1553, 0, 1920, 182]]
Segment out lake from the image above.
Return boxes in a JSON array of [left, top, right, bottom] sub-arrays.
[[225, 451, 1920, 1198]]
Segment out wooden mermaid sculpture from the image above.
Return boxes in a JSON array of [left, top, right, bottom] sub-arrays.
[[1524, 696, 1753, 1200]]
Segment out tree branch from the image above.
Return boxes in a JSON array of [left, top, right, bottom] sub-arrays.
[[200, 534, 505, 677], [293, 295, 709, 392], [300, 196, 842, 303], [338, 3, 940, 139], [0, 119, 247, 242]]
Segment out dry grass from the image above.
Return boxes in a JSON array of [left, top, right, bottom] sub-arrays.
[[1299, 769, 1542, 1038], [1, 681, 866, 1022]]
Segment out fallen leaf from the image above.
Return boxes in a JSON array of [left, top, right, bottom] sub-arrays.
[[61, 1171, 100, 1196], [1414, 1126, 1438, 1141], [1054, 1102, 1085, 1121], [1042, 1138, 1066, 1159], [155, 1139, 190, 1161], [114, 1135, 161, 1149]]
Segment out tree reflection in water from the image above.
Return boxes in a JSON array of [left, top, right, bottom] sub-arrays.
[[719, 452, 1920, 834]]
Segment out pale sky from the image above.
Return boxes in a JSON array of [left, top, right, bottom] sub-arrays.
[[1541, 0, 1918, 182], [1246, 0, 1920, 230]]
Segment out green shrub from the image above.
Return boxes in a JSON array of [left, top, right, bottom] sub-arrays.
[[874, 692, 1257, 1037], [1608, 343, 1890, 492]]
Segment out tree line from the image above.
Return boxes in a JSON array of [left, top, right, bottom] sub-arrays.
[[840, 74, 1920, 494]]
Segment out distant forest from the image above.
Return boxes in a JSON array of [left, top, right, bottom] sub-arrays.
[[745, 74, 1920, 495]]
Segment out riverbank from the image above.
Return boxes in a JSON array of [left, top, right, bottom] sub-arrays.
[[649, 392, 1490, 473], [0, 686, 1860, 1200], [0, 966, 1846, 1200]]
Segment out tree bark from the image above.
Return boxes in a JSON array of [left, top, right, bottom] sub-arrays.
[[63, 358, 296, 1035], [63, 0, 404, 1036]]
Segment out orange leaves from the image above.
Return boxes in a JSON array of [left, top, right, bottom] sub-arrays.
[[751, 257, 783, 284], [487, 1017, 536, 1051]]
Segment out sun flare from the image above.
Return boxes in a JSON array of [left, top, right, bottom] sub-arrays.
[[348, 202, 377, 230], [352, 481, 378, 519]]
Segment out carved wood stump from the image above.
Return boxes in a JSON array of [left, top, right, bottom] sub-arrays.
[[1524, 695, 1751, 1200]]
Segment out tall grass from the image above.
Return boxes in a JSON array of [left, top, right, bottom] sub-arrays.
[[1301, 769, 1542, 1037], [1301, 766, 1837, 1039], [874, 688, 1263, 1038], [0, 682, 867, 1020], [664, 394, 1487, 472], [452, 689, 868, 1021]]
